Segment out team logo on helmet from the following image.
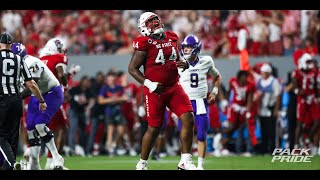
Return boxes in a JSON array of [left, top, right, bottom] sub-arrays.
[[54, 39, 63, 53], [180, 35, 202, 60]]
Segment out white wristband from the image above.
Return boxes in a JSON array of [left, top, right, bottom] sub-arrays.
[[138, 106, 146, 117], [220, 99, 228, 109], [143, 79, 158, 93], [245, 112, 251, 119], [212, 86, 218, 95]]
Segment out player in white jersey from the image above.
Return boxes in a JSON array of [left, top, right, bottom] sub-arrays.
[[178, 35, 222, 170], [12, 43, 65, 170]]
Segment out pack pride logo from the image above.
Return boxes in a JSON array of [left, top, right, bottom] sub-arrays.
[[271, 148, 314, 162]]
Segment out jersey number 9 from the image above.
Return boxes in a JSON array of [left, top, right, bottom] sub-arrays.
[[190, 73, 198, 88]]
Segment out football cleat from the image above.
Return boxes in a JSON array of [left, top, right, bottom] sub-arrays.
[[213, 133, 222, 151], [129, 149, 137, 157], [53, 155, 64, 170], [20, 159, 28, 170], [177, 155, 198, 170], [213, 149, 221, 157], [28, 158, 41, 170], [136, 161, 148, 170], [45, 158, 54, 170], [13, 162, 22, 170]]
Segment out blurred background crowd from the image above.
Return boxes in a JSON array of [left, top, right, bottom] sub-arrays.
[[1, 10, 319, 57]]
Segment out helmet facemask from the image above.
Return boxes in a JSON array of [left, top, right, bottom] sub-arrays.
[[180, 35, 202, 61], [138, 12, 164, 36], [145, 16, 164, 35], [181, 46, 194, 60]]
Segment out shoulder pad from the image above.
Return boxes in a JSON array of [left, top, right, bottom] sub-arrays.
[[132, 36, 149, 51], [165, 31, 178, 42]]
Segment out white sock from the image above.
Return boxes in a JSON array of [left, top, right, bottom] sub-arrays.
[[46, 158, 53, 164], [198, 157, 204, 168], [46, 138, 60, 159], [311, 146, 318, 155], [35, 124, 60, 159], [181, 153, 192, 161], [27, 130, 41, 161], [140, 158, 147, 163], [28, 146, 40, 170], [45, 158, 53, 170], [30, 146, 41, 160]]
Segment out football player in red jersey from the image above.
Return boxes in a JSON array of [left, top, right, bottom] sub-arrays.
[[38, 38, 70, 169], [292, 53, 320, 155], [128, 12, 197, 170], [220, 70, 255, 155]]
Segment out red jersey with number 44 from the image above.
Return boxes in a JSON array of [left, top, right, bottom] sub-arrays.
[[132, 31, 179, 87], [229, 77, 255, 106], [40, 54, 68, 79]]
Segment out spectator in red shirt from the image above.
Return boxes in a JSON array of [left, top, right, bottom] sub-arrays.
[[304, 36, 318, 56]]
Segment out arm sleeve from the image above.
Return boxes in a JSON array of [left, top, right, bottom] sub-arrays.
[[20, 56, 33, 82]]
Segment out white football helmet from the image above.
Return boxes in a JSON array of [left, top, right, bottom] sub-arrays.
[[38, 38, 67, 57], [298, 53, 313, 70], [138, 12, 164, 36]]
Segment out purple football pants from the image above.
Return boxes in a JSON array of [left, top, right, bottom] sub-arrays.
[[26, 85, 64, 131], [178, 99, 209, 142]]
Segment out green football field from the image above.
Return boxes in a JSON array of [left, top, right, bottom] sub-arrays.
[[17, 155, 320, 170]]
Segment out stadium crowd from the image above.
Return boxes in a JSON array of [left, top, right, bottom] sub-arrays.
[[1, 10, 319, 57]]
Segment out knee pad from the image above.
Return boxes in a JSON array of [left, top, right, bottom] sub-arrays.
[[28, 137, 41, 147], [197, 131, 207, 142], [40, 130, 54, 144], [27, 130, 41, 147], [35, 124, 54, 144]]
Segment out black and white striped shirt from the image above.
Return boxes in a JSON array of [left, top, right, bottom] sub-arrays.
[[0, 49, 32, 95]]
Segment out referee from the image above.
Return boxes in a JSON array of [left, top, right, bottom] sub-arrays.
[[0, 32, 47, 170]]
